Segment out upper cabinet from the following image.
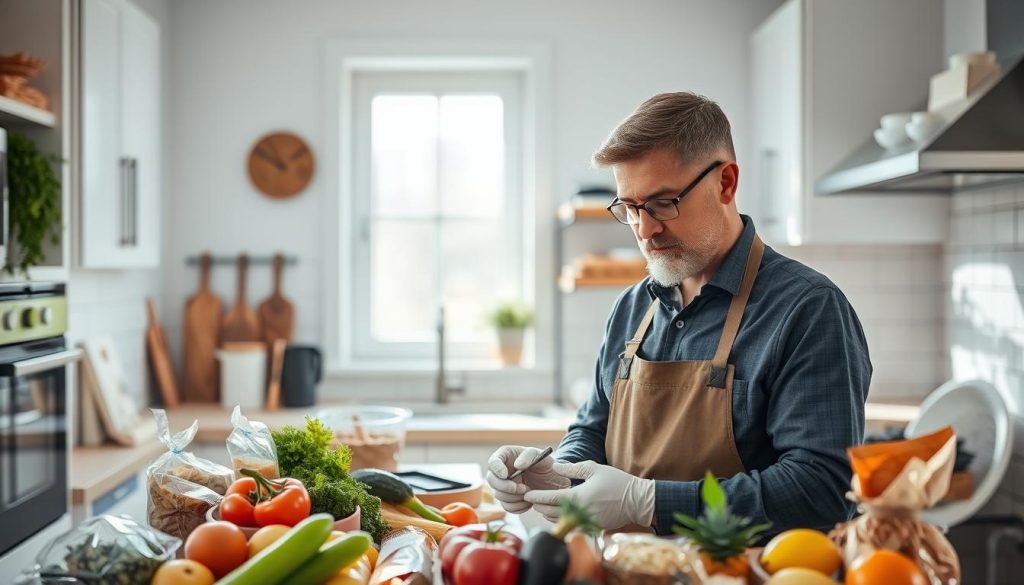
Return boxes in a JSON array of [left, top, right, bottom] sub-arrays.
[[80, 0, 160, 268], [748, 0, 950, 245]]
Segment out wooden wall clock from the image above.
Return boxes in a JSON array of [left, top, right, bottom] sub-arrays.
[[247, 131, 315, 199]]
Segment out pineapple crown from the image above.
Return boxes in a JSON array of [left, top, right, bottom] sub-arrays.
[[672, 471, 771, 562]]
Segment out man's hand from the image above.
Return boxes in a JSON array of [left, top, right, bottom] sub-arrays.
[[523, 460, 655, 529], [485, 446, 570, 514]]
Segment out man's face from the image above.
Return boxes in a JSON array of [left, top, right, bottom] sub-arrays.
[[611, 148, 730, 287]]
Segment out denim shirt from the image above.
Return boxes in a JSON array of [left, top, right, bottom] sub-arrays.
[[555, 216, 871, 535]]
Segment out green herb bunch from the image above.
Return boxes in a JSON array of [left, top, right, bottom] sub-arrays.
[[272, 417, 388, 540], [6, 131, 62, 275]]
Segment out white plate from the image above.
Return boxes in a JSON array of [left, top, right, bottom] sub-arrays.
[[905, 379, 1012, 527]]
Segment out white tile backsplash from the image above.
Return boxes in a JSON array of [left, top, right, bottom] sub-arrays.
[[947, 181, 1024, 514]]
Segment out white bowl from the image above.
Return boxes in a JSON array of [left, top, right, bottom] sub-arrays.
[[949, 51, 996, 69], [906, 111, 944, 143], [874, 127, 908, 150], [880, 112, 913, 132]]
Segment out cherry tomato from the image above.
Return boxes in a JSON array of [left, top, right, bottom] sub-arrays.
[[219, 493, 257, 527], [253, 477, 310, 527], [440, 502, 479, 527]]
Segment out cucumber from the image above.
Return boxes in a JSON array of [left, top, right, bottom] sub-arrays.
[[216, 513, 333, 585], [351, 468, 446, 523], [279, 531, 372, 585]]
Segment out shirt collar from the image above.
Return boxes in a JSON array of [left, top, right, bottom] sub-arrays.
[[646, 215, 757, 304]]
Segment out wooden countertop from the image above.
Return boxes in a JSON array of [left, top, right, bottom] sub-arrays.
[[70, 399, 919, 506]]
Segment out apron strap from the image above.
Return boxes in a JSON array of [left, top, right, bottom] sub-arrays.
[[618, 300, 659, 379], [707, 235, 765, 389]]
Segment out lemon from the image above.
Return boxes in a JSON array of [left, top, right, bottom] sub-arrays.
[[766, 567, 840, 584], [760, 528, 842, 576]]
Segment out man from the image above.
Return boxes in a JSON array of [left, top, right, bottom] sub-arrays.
[[486, 92, 871, 535]]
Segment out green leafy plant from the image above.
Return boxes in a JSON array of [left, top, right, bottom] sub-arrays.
[[672, 471, 771, 563], [487, 301, 534, 329], [272, 417, 389, 540], [6, 131, 62, 275]]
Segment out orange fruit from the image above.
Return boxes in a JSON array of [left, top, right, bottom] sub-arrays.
[[761, 528, 842, 576], [846, 550, 927, 585], [151, 559, 214, 585], [184, 521, 248, 578]]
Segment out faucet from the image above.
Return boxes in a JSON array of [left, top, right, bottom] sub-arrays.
[[436, 304, 466, 404]]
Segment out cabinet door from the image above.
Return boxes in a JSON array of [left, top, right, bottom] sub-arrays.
[[749, 0, 804, 246], [119, 0, 160, 267], [80, 0, 123, 268]]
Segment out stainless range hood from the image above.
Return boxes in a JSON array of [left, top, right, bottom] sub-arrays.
[[816, 55, 1024, 195]]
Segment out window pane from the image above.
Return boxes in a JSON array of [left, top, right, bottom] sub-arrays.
[[370, 219, 437, 342], [372, 95, 438, 217], [440, 220, 517, 343], [439, 95, 504, 217]]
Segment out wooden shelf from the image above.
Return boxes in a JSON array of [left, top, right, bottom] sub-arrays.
[[557, 202, 616, 225], [0, 95, 56, 127], [559, 273, 643, 293]]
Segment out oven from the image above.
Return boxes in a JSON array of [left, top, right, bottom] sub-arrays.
[[0, 282, 80, 559]]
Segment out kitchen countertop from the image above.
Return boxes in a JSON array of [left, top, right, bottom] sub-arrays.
[[70, 398, 920, 506]]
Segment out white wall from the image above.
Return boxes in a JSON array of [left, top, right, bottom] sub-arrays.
[[161, 0, 783, 399]]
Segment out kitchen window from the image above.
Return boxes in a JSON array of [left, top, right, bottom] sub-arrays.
[[349, 71, 527, 366]]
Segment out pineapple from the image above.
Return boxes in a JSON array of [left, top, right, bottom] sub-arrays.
[[672, 471, 771, 579]]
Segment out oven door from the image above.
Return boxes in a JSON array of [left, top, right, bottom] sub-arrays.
[[0, 338, 81, 557]]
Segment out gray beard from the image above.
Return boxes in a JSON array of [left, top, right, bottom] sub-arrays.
[[646, 248, 707, 287]]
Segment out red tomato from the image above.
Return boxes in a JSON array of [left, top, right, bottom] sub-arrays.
[[252, 477, 311, 527], [439, 523, 521, 583], [219, 493, 257, 527], [226, 477, 257, 499], [453, 541, 519, 585], [440, 502, 479, 527]]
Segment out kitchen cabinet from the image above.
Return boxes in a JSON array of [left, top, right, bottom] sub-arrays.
[[748, 0, 949, 245], [80, 0, 160, 268]]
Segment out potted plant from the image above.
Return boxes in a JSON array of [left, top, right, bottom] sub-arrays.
[[6, 131, 62, 276], [487, 301, 533, 366]]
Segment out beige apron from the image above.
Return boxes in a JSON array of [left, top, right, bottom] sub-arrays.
[[605, 235, 765, 520]]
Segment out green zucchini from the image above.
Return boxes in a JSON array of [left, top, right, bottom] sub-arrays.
[[351, 468, 447, 523], [279, 531, 372, 585], [216, 513, 333, 585]]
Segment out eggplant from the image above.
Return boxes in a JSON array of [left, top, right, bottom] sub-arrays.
[[518, 498, 599, 585]]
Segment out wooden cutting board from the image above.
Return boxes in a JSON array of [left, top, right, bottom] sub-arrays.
[[258, 253, 295, 343], [145, 298, 178, 408], [221, 253, 261, 344], [184, 254, 223, 402]]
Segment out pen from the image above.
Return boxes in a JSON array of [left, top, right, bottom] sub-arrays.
[[508, 446, 554, 480]]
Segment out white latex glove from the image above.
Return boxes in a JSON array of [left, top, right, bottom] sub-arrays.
[[486, 445, 570, 514], [523, 460, 656, 530]]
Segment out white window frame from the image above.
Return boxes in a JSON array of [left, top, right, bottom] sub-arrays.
[[351, 71, 524, 363], [321, 40, 554, 375]]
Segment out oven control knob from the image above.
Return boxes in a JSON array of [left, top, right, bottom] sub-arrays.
[[21, 308, 37, 328], [2, 310, 16, 330], [40, 307, 53, 326]]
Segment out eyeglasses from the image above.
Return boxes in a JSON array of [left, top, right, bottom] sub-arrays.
[[606, 160, 724, 225]]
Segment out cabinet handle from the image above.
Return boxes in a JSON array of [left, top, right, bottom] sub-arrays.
[[130, 158, 139, 247], [762, 148, 779, 226], [119, 157, 130, 246]]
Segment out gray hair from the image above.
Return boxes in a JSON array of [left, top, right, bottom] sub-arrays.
[[592, 92, 735, 167]]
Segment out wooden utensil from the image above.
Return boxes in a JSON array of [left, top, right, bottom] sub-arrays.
[[184, 253, 223, 402], [258, 253, 295, 343], [265, 338, 286, 410], [221, 253, 261, 344], [145, 298, 178, 408]]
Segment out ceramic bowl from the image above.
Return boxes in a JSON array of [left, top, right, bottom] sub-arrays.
[[205, 504, 361, 538], [880, 112, 913, 133], [906, 111, 944, 143], [873, 127, 908, 150]]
